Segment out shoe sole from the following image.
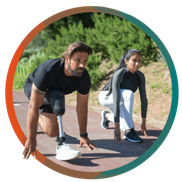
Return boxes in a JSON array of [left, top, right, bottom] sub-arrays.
[[56, 152, 82, 161], [123, 136, 142, 143], [101, 110, 108, 129]]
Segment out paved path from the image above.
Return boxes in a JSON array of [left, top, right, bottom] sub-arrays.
[[13, 91, 162, 173]]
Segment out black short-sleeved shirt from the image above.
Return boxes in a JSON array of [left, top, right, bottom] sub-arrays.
[[24, 58, 91, 97]]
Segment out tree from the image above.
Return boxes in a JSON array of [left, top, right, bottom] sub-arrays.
[[41, 13, 94, 41], [46, 21, 87, 57], [20, 32, 46, 59], [26, 32, 46, 50]]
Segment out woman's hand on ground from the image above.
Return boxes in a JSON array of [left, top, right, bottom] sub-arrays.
[[141, 122, 148, 136]]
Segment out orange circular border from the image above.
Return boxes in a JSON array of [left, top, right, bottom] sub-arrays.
[[5, 6, 102, 179], [5, 5, 179, 179]]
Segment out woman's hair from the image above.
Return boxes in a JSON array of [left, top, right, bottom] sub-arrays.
[[106, 49, 141, 95], [61, 41, 93, 62]]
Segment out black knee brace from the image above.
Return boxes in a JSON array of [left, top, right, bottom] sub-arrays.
[[45, 90, 65, 116]]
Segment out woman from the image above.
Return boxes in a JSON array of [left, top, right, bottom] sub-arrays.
[[98, 49, 148, 143]]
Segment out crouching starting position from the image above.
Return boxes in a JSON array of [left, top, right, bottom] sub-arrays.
[[22, 42, 97, 160], [99, 49, 148, 143]]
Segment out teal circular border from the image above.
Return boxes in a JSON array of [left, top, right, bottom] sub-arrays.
[[91, 7, 179, 179], [8, 6, 179, 180]]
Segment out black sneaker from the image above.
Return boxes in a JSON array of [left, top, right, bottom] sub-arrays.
[[124, 128, 143, 143], [101, 110, 110, 129]]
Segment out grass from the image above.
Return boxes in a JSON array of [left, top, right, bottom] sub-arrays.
[[162, 86, 168, 93], [150, 82, 161, 91], [89, 107, 93, 110], [162, 63, 167, 68], [134, 106, 140, 114], [168, 85, 172, 95], [152, 67, 157, 72], [160, 111, 168, 116], [159, 73, 164, 78], [13, 73, 27, 90]]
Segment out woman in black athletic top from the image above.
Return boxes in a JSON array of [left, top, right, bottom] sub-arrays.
[[99, 49, 148, 143]]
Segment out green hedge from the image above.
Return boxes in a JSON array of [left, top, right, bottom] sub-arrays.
[[14, 13, 159, 90], [85, 13, 158, 64]]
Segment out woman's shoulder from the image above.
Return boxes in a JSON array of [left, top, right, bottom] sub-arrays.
[[136, 70, 146, 81], [114, 67, 126, 76], [136, 70, 145, 76]]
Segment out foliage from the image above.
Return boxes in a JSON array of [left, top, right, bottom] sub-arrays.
[[13, 59, 28, 89], [26, 32, 46, 50], [13, 51, 52, 89], [86, 13, 159, 65], [41, 13, 95, 41], [157, 50, 167, 64], [20, 49, 38, 59], [86, 52, 107, 90], [14, 12, 160, 90], [46, 21, 87, 57]]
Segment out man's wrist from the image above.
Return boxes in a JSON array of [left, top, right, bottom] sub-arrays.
[[80, 132, 88, 138]]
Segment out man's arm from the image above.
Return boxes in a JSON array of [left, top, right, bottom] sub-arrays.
[[76, 92, 89, 135], [27, 83, 46, 139], [23, 83, 46, 159], [76, 92, 97, 150]]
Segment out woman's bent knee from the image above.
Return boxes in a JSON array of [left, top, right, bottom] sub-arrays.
[[98, 91, 113, 108], [122, 89, 134, 100]]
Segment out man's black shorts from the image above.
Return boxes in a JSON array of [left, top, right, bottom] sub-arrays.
[[23, 79, 53, 114]]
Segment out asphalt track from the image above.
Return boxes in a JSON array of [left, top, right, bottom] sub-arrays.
[[13, 91, 162, 172]]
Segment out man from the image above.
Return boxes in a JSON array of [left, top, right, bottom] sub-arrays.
[[22, 41, 97, 160]]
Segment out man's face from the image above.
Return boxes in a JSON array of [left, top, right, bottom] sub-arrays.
[[67, 52, 89, 77]]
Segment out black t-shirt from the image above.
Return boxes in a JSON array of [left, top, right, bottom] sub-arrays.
[[24, 58, 91, 96], [119, 69, 140, 92]]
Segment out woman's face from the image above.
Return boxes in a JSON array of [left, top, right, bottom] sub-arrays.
[[125, 53, 141, 73]]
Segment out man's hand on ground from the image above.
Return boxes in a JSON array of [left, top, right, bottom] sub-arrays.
[[23, 138, 37, 159], [78, 137, 97, 150]]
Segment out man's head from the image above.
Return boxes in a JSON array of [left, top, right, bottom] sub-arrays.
[[62, 42, 92, 77]]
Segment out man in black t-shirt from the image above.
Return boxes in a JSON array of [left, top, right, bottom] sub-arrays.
[[22, 42, 97, 160]]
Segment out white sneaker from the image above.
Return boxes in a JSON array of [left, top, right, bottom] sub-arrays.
[[55, 143, 82, 160]]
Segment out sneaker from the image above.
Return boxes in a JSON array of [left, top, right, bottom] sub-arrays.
[[123, 128, 143, 143], [101, 110, 110, 129], [56, 143, 82, 160]]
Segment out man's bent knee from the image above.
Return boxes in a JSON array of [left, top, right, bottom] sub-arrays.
[[45, 125, 59, 137], [45, 90, 65, 116], [39, 113, 59, 137]]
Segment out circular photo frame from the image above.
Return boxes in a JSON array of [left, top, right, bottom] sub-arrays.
[[5, 6, 178, 179]]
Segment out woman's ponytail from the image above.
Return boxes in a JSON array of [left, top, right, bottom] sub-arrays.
[[106, 53, 126, 96]]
